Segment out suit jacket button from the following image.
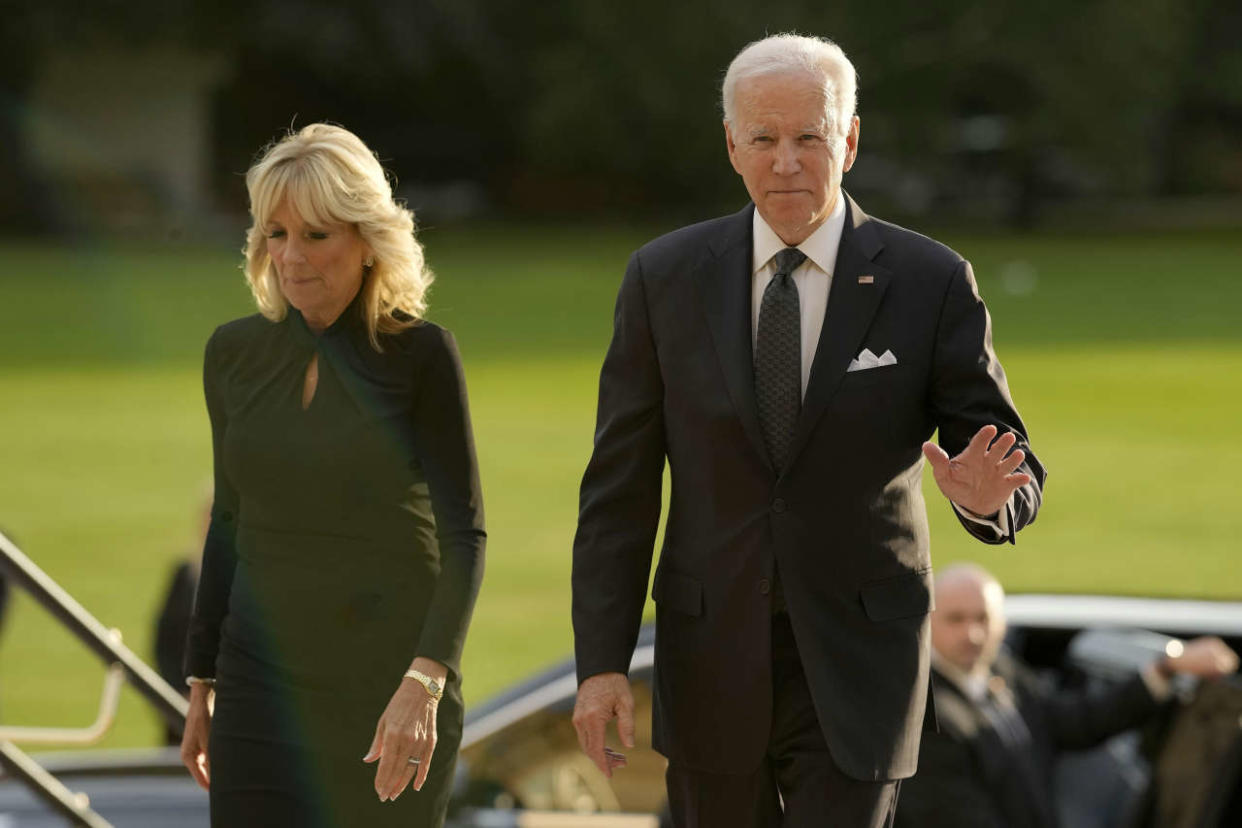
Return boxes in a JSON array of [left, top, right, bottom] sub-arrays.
[[772, 498, 787, 513], [759, 578, 771, 595]]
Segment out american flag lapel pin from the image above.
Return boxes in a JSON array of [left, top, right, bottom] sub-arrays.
[[858, 274, 875, 284]]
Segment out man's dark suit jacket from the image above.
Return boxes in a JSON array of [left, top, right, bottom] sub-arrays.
[[572, 196, 1046, 782], [896, 653, 1162, 827]]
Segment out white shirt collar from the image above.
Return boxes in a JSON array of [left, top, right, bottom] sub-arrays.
[[932, 648, 992, 703], [752, 193, 848, 275]]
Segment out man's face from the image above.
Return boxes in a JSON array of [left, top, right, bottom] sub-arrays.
[[931, 575, 1007, 675], [725, 70, 859, 246]]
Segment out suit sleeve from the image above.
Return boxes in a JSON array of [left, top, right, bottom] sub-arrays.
[[572, 251, 666, 684], [929, 259, 1046, 544], [183, 329, 241, 679], [411, 328, 487, 680], [1024, 668, 1163, 751]]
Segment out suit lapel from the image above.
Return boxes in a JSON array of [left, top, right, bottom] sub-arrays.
[[787, 195, 891, 465], [696, 205, 773, 473]]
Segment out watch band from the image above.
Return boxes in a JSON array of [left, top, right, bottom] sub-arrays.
[[403, 668, 444, 701]]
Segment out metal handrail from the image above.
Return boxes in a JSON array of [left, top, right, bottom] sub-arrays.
[[0, 529, 191, 826], [0, 741, 112, 828], [0, 662, 125, 745], [0, 531, 188, 728]]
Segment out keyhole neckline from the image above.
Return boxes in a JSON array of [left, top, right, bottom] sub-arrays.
[[301, 352, 320, 411]]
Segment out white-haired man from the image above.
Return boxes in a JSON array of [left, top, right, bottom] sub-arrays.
[[896, 564, 1238, 827], [571, 33, 1046, 827]]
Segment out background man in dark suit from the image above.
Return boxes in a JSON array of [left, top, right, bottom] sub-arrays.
[[571, 33, 1047, 827], [896, 564, 1238, 828]]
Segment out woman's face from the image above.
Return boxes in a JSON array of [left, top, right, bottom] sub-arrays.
[[265, 198, 371, 330]]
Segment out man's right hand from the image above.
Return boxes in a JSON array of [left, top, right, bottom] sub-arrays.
[[572, 672, 635, 778], [180, 683, 213, 790]]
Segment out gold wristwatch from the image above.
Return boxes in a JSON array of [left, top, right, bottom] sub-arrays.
[[403, 668, 444, 702]]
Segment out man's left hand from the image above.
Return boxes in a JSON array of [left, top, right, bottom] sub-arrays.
[[923, 424, 1031, 518]]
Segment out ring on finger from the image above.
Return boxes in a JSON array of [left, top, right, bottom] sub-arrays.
[[407, 757, 420, 766]]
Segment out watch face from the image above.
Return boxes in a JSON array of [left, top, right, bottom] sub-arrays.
[[429, 680, 441, 695]]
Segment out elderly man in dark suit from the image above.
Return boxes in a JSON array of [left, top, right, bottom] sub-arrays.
[[570, 33, 1047, 828], [896, 564, 1239, 828]]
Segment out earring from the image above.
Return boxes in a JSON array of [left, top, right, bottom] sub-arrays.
[[364, 256, 375, 268]]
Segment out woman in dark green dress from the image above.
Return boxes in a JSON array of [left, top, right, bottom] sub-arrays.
[[178, 123, 485, 827]]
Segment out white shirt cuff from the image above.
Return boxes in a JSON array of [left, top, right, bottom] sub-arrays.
[[952, 496, 1012, 537]]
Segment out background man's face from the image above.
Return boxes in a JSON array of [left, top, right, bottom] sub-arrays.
[[931, 575, 1007, 675], [725, 70, 858, 245]]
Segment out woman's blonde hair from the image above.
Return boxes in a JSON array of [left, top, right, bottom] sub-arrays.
[[243, 123, 432, 349]]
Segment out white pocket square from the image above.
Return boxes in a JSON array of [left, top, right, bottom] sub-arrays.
[[847, 348, 898, 372]]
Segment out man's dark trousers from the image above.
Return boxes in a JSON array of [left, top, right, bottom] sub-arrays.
[[664, 611, 900, 828]]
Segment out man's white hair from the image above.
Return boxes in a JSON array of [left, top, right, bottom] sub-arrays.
[[722, 33, 858, 141]]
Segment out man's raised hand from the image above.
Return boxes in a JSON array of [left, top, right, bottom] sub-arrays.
[[922, 425, 1031, 518]]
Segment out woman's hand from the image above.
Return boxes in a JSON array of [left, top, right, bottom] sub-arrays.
[[180, 683, 213, 790], [363, 658, 446, 801]]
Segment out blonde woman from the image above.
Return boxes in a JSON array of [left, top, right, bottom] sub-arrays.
[[179, 123, 485, 827]]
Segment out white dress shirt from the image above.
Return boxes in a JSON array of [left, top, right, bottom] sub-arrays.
[[749, 198, 1010, 537], [750, 195, 845, 398]]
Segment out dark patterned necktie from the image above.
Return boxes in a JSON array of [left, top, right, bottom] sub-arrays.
[[754, 247, 806, 472]]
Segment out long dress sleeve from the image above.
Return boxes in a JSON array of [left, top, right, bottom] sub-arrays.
[[409, 327, 486, 679], [183, 329, 241, 679]]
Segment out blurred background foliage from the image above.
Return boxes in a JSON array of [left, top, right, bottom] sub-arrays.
[[2, 0, 1241, 237]]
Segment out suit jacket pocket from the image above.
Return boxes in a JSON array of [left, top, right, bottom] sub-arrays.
[[839, 363, 904, 390], [859, 568, 933, 622], [652, 569, 704, 617]]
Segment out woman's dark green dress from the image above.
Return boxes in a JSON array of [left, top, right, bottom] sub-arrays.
[[185, 296, 485, 827]]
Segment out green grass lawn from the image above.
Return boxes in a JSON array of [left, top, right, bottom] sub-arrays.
[[0, 223, 1239, 750]]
